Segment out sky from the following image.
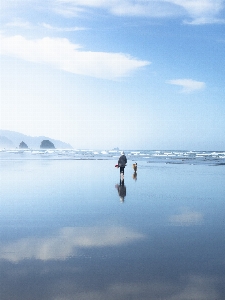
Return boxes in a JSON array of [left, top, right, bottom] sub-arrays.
[[1, 0, 225, 150]]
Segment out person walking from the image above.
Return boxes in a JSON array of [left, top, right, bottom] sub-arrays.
[[118, 151, 127, 183]]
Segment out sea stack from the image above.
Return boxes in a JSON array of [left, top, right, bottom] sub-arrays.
[[19, 141, 28, 149], [40, 140, 55, 149]]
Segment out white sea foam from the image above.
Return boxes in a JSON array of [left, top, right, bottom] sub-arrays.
[[0, 149, 225, 165]]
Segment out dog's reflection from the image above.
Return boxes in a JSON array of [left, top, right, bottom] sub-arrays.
[[132, 162, 137, 181]]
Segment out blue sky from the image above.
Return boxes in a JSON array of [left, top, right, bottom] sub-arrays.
[[1, 0, 225, 150]]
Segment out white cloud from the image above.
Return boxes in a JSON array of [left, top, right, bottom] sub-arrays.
[[0, 226, 144, 262], [186, 17, 225, 25], [5, 19, 32, 29], [54, 0, 182, 17], [54, 0, 225, 24], [41, 23, 86, 32], [169, 0, 223, 15], [169, 0, 225, 24], [0, 34, 150, 79], [166, 78, 206, 93], [3, 19, 85, 31], [105, 1, 181, 17], [169, 207, 203, 226], [1, 0, 224, 24]]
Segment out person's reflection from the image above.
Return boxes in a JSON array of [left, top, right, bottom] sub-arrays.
[[115, 180, 126, 203]]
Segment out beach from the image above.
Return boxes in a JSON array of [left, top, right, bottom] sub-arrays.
[[0, 153, 225, 299]]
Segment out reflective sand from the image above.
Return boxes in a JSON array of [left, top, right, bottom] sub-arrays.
[[0, 160, 225, 299]]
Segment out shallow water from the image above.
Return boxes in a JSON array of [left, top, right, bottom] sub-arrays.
[[0, 159, 225, 300]]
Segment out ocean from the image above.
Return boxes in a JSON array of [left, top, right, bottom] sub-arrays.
[[0, 149, 225, 165], [0, 149, 225, 299]]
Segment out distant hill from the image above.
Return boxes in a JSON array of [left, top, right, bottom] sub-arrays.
[[0, 136, 15, 149], [0, 130, 73, 149]]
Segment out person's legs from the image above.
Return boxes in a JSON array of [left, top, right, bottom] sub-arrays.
[[120, 167, 124, 174], [120, 167, 125, 185]]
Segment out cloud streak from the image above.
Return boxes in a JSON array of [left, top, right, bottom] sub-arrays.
[[170, 0, 225, 24], [169, 207, 204, 226], [4, 19, 86, 32], [68, 275, 219, 300], [4, 19, 32, 29], [1, 0, 224, 25], [0, 34, 150, 79], [166, 78, 206, 93], [41, 23, 86, 32], [54, 0, 225, 24]]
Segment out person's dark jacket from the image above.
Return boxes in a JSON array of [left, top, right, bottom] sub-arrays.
[[118, 154, 127, 167]]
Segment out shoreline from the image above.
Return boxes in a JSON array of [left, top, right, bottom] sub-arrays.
[[0, 149, 225, 166]]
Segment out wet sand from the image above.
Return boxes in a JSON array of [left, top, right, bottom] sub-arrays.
[[0, 159, 225, 299]]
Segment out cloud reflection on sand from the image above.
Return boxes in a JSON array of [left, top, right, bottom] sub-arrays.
[[50, 275, 219, 300], [0, 226, 144, 262], [169, 207, 203, 226]]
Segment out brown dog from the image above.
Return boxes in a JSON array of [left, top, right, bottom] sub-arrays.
[[132, 163, 137, 173]]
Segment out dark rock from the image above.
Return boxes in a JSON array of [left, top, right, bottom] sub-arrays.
[[40, 140, 55, 149], [19, 141, 28, 149]]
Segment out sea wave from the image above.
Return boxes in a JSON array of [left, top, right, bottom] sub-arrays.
[[0, 149, 225, 165]]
